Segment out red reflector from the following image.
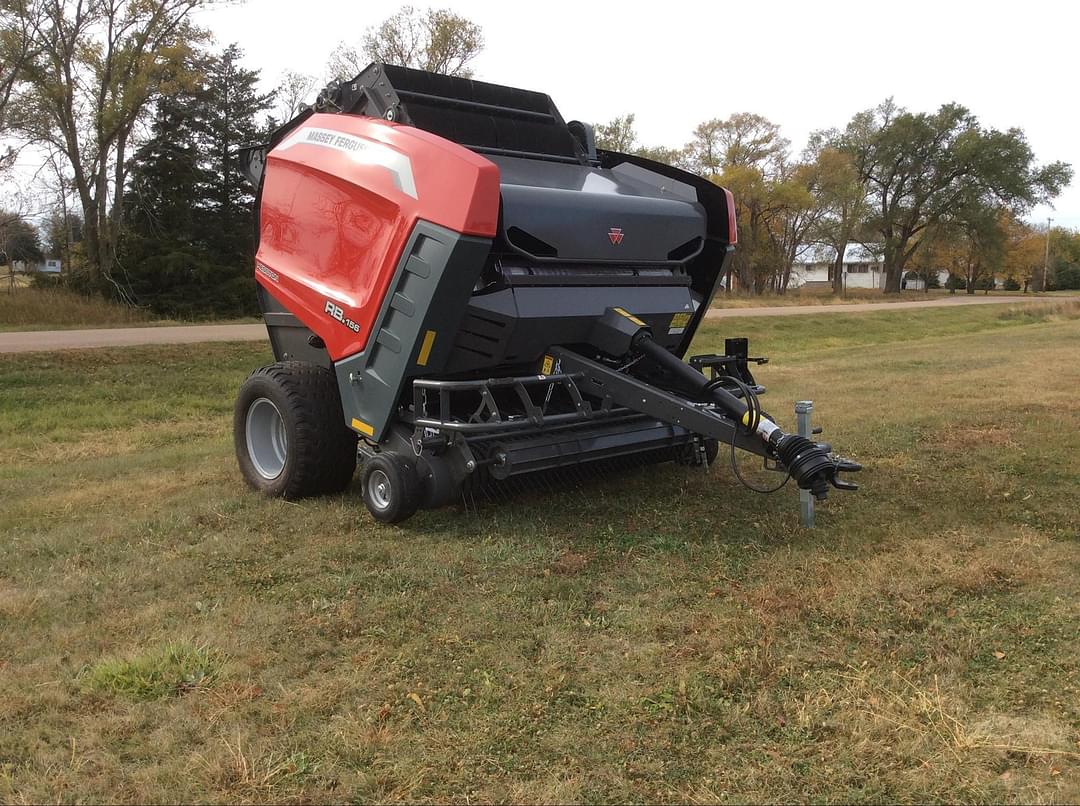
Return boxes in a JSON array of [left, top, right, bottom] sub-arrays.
[[722, 187, 737, 245]]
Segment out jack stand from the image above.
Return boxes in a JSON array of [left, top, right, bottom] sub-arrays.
[[796, 400, 815, 527]]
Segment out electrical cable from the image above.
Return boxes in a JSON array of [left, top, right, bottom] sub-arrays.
[[714, 374, 792, 495]]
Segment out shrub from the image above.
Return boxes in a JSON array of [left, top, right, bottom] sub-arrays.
[[29, 270, 63, 289], [1003, 275, 1021, 291], [1051, 264, 1080, 290]]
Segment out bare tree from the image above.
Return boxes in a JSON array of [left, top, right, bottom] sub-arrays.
[[6, 0, 214, 290], [274, 69, 317, 122], [326, 6, 483, 80]]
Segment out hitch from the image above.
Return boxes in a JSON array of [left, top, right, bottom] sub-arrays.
[[565, 308, 863, 500]]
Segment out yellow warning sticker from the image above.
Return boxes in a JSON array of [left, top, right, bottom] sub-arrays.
[[668, 312, 692, 334], [612, 307, 647, 327], [541, 355, 554, 375], [351, 418, 375, 436], [416, 329, 437, 366]]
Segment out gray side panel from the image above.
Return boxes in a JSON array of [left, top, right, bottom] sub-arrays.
[[334, 221, 492, 442], [257, 284, 331, 368]]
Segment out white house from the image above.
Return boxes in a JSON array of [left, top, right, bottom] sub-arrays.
[[791, 244, 954, 290], [790, 244, 887, 290]]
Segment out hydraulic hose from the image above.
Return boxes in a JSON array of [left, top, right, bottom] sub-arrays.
[[631, 333, 849, 499]]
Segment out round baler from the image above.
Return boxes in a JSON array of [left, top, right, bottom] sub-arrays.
[[234, 63, 860, 522]]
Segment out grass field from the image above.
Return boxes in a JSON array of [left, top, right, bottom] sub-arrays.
[[710, 287, 1041, 308], [0, 286, 261, 332], [0, 286, 155, 331], [0, 283, 1056, 334], [1, 303, 1078, 803]]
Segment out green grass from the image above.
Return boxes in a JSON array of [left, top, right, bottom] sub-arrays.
[[1, 303, 1078, 803], [81, 641, 222, 701]]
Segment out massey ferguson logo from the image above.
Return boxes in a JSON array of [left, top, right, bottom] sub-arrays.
[[608, 227, 624, 245]]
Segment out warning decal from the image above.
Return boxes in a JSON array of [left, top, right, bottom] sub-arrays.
[[668, 312, 692, 335]]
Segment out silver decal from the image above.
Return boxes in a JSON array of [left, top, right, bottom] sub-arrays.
[[276, 127, 418, 199]]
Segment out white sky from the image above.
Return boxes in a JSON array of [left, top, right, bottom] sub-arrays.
[[197, 0, 1079, 229], [9, 0, 1073, 230]]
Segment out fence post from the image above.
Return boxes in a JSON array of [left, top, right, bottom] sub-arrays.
[[795, 400, 814, 527]]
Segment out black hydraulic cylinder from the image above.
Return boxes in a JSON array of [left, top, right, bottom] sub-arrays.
[[633, 334, 751, 424], [628, 333, 859, 500]]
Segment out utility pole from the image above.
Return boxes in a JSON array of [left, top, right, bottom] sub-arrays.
[[1040, 217, 1053, 292]]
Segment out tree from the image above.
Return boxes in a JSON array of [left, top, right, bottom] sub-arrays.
[[634, 144, 686, 166], [763, 160, 822, 292], [686, 113, 788, 177], [0, 0, 46, 172], [693, 114, 791, 293], [684, 118, 724, 176], [6, 0, 213, 293], [0, 211, 42, 264], [594, 113, 637, 152], [805, 106, 883, 294], [327, 6, 483, 80], [1055, 264, 1080, 290], [1048, 228, 1080, 290], [202, 44, 272, 268], [926, 205, 1006, 295], [273, 69, 317, 123], [1001, 214, 1044, 292], [858, 102, 1071, 293], [907, 224, 950, 292], [718, 162, 785, 294], [122, 51, 215, 313], [593, 113, 686, 165], [122, 43, 270, 317], [957, 205, 1006, 295], [43, 207, 82, 257]]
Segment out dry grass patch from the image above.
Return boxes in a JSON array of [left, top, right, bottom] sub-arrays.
[[191, 733, 317, 802], [835, 667, 1080, 798], [0, 285, 152, 330]]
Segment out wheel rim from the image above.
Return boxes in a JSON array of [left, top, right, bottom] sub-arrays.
[[367, 468, 392, 511], [245, 397, 288, 480]]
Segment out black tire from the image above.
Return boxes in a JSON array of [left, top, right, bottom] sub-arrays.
[[234, 362, 357, 499], [361, 453, 422, 524]]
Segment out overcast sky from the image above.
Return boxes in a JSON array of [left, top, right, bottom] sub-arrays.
[[3, 0, 1060, 233], [196, 0, 1078, 228]]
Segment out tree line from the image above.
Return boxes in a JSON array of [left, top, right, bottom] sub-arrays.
[[596, 104, 1074, 293], [0, 1, 1076, 320], [0, 2, 480, 316]]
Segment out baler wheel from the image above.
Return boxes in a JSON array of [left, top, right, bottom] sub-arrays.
[[234, 362, 357, 499], [361, 453, 421, 524]]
